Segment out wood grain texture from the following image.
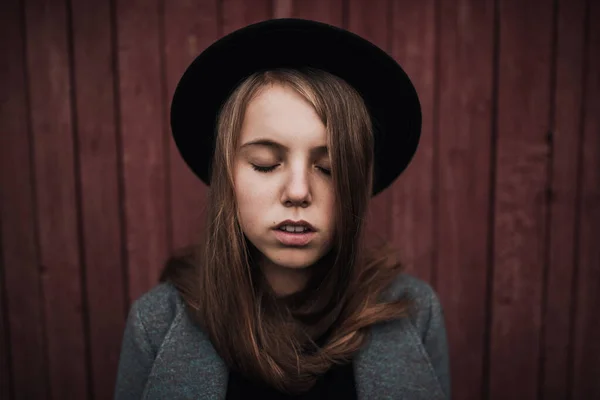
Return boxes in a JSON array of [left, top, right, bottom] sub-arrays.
[[389, 0, 436, 282], [221, 0, 272, 35], [24, 0, 89, 397], [69, 0, 127, 398], [435, 0, 495, 399], [490, 0, 554, 398], [163, 0, 216, 253], [290, 0, 344, 25], [541, 0, 586, 398], [273, 0, 292, 18], [571, 0, 600, 397], [115, 0, 169, 304], [0, 1, 49, 398], [346, 0, 395, 255], [0, 246, 9, 400]]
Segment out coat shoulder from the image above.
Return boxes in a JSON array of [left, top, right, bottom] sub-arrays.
[[384, 272, 444, 339], [131, 282, 185, 350], [135, 281, 183, 314], [386, 272, 437, 302]]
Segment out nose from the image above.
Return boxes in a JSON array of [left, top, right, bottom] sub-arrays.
[[281, 166, 312, 208]]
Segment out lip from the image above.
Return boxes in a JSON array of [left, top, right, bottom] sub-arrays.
[[273, 219, 316, 232], [273, 229, 316, 246]]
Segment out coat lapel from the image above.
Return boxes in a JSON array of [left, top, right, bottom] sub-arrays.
[[354, 318, 447, 399], [142, 308, 445, 399], [142, 309, 228, 399]]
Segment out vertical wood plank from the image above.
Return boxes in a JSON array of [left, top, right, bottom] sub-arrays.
[[0, 0, 49, 397], [0, 234, 11, 400], [24, 0, 89, 398], [389, 0, 436, 282], [490, 0, 554, 398], [163, 0, 218, 252], [273, 0, 292, 18], [116, 0, 169, 304], [347, 0, 388, 45], [435, 0, 495, 399], [70, 0, 127, 397], [571, 0, 600, 397], [221, 0, 272, 35], [346, 0, 396, 257], [541, 0, 586, 398], [290, 0, 343, 26]]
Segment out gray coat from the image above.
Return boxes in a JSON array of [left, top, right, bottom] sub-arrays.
[[114, 273, 451, 399]]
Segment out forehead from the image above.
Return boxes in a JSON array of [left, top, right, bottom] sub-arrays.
[[238, 84, 327, 151]]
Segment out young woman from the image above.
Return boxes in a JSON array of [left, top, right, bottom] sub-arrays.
[[114, 19, 450, 399]]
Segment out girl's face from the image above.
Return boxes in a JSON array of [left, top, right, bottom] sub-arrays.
[[233, 84, 336, 292]]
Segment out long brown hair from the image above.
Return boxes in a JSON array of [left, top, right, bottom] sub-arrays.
[[161, 68, 413, 394]]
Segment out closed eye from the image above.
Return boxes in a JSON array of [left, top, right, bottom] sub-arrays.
[[250, 164, 331, 176], [251, 164, 279, 173], [317, 167, 331, 175]]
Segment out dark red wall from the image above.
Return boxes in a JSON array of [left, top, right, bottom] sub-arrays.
[[1, 0, 598, 399]]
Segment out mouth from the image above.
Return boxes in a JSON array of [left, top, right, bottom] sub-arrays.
[[273, 219, 316, 233], [273, 229, 315, 246], [272, 220, 316, 246]]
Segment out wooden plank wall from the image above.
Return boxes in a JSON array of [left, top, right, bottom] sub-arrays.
[[0, 0, 598, 399]]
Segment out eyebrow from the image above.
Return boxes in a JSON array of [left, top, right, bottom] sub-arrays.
[[239, 138, 329, 156]]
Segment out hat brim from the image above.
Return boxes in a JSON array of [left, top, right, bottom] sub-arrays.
[[170, 18, 421, 196]]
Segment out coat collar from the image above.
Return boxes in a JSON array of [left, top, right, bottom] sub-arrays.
[[142, 308, 446, 399]]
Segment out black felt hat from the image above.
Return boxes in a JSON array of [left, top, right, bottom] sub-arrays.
[[170, 18, 421, 196]]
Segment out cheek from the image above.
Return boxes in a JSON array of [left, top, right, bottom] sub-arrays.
[[234, 174, 272, 230], [236, 180, 268, 210], [323, 190, 337, 227], [235, 189, 255, 228]]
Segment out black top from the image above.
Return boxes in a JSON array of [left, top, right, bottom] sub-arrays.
[[225, 360, 357, 399]]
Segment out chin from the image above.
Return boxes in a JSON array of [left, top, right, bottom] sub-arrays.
[[265, 249, 323, 269]]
